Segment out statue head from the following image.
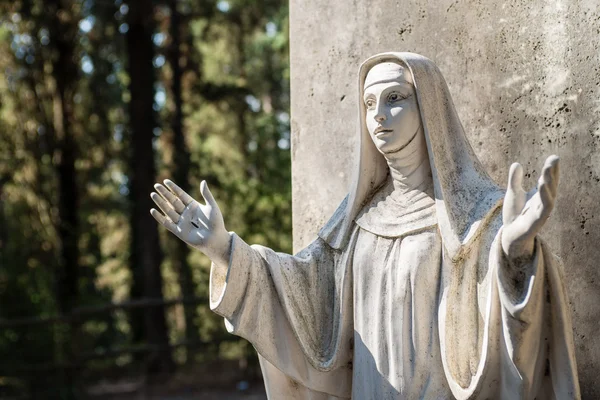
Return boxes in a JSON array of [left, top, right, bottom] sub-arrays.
[[363, 62, 421, 154]]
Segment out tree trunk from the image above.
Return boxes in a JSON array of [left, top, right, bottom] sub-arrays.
[[168, 0, 199, 353], [126, 2, 173, 374], [46, 1, 80, 397]]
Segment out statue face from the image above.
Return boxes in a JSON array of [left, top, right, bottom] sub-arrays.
[[363, 63, 421, 154]]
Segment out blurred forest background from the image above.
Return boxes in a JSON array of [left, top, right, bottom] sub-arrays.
[[0, 0, 290, 398]]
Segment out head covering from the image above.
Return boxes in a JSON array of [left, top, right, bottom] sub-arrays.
[[364, 61, 410, 89], [318, 52, 504, 260]]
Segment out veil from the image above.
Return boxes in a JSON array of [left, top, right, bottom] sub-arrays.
[[318, 52, 505, 260]]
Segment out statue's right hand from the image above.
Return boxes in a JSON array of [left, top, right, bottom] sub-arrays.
[[150, 179, 231, 265]]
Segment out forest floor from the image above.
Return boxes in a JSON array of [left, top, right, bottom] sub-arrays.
[[91, 386, 267, 400], [88, 380, 267, 400], [86, 361, 267, 400]]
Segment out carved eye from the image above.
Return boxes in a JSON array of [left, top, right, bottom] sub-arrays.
[[388, 92, 401, 103], [365, 99, 375, 109]]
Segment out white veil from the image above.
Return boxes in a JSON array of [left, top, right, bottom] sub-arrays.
[[318, 52, 504, 260]]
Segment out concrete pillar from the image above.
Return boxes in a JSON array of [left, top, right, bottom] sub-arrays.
[[290, 1, 600, 397]]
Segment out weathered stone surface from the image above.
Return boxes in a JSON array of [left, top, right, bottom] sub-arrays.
[[290, 1, 600, 398]]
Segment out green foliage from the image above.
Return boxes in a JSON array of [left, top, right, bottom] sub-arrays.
[[0, 0, 290, 394]]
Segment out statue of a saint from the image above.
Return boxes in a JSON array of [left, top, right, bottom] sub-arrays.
[[150, 53, 580, 399]]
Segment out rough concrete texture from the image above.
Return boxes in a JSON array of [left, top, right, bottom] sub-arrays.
[[289, 0, 600, 397]]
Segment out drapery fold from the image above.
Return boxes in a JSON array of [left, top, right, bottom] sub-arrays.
[[210, 216, 579, 398]]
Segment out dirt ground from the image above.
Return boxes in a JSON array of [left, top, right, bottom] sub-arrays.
[[93, 387, 267, 400], [88, 380, 267, 400], [86, 362, 267, 400]]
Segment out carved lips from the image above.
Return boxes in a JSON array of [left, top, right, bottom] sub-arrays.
[[374, 126, 393, 136]]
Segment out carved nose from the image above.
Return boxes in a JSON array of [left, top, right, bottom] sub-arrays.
[[375, 113, 386, 122]]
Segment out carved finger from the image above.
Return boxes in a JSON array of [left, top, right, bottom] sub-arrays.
[[543, 155, 560, 197], [552, 160, 560, 194], [164, 179, 194, 206], [540, 169, 553, 202], [537, 180, 554, 214], [503, 162, 527, 225], [507, 162, 524, 194], [155, 183, 186, 213], [151, 192, 180, 223], [200, 180, 217, 208], [150, 208, 177, 233]]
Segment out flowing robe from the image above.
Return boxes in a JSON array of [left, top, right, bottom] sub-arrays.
[[208, 196, 579, 399]]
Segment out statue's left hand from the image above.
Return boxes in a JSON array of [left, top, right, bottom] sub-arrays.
[[501, 155, 560, 260]]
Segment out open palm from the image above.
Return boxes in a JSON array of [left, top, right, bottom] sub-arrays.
[[150, 180, 231, 263], [502, 155, 559, 260]]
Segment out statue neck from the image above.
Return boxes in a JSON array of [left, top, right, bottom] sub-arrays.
[[383, 127, 431, 192]]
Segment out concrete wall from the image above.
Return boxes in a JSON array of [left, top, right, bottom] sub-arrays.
[[289, 0, 600, 397]]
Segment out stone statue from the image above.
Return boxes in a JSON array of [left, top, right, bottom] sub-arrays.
[[150, 53, 580, 399]]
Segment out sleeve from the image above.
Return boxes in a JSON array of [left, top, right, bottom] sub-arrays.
[[494, 231, 580, 399], [440, 222, 580, 400], [208, 233, 353, 398], [495, 234, 549, 399]]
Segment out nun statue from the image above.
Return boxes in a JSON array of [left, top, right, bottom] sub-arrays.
[[150, 53, 580, 399]]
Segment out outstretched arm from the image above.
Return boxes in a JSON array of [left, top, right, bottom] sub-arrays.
[[493, 156, 574, 399], [149, 179, 352, 396], [499, 154, 559, 306], [150, 180, 232, 266]]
